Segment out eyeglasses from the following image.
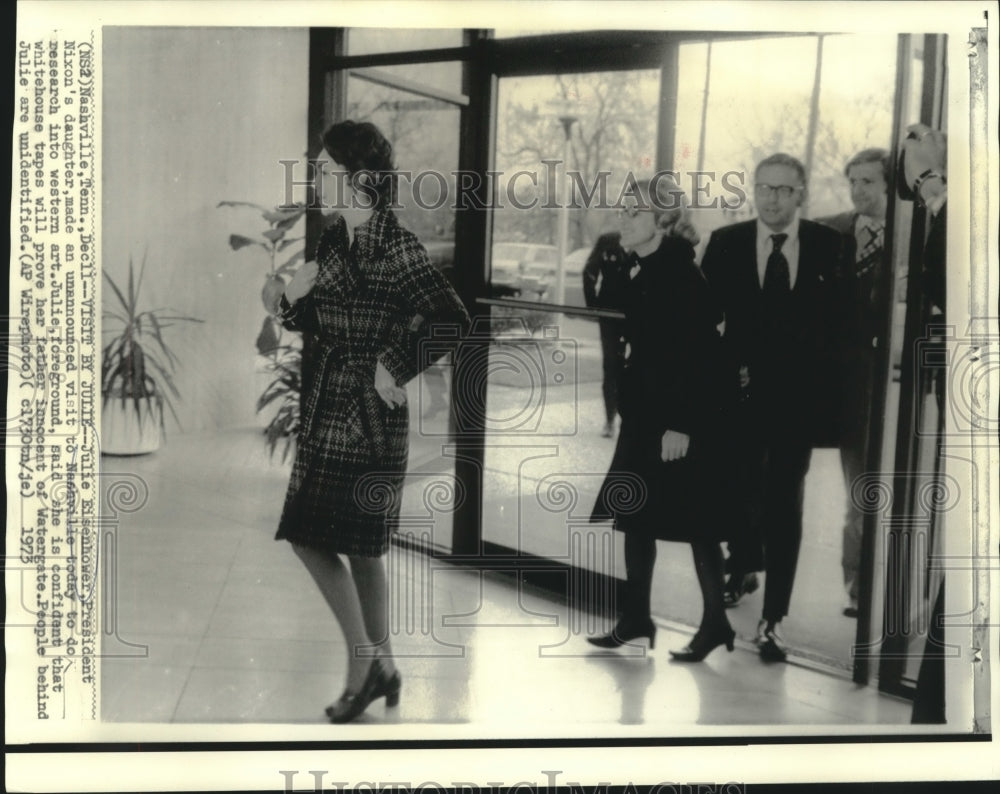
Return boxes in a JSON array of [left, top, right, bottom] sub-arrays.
[[616, 206, 655, 219], [754, 184, 801, 199]]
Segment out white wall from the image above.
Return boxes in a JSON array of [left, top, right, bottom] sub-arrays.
[[102, 27, 309, 434]]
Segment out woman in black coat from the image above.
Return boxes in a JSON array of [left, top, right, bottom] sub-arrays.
[[268, 121, 469, 722], [589, 176, 736, 661]]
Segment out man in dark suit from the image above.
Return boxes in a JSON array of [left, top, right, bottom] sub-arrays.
[[701, 153, 842, 661], [818, 148, 890, 618]]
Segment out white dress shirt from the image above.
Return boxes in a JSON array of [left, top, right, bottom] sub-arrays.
[[755, 216, 800, 289]]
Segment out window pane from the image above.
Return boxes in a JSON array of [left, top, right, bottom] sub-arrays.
[[346, 76, 460, 246], [397, 353, 459, 552], [675, 34, 897, 246], [810, 34, 897, 218], [481, 309, 618, 561], [492, 70, 659, 306], [346, 28, 463, 55], [350, 61, 464, 97]]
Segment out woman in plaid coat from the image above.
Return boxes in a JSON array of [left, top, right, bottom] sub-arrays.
[[269, 121, 469, 723]]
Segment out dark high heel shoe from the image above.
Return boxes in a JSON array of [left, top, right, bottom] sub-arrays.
[[381, 667, 402, 708], [587, 618, 657, 650], [326, 658, 399, 723], [668, 622, 736, 662]]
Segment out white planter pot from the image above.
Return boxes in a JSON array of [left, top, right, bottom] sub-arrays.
[[101, 397, 163, 455]]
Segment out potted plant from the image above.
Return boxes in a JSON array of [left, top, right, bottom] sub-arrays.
[[218, 201, 306, 460], [256, 342, 302, 462], [101, 253, 202, 455]]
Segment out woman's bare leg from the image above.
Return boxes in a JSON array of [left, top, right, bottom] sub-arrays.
[[349, 555, 397, 677], [292, 543, 373, 691]]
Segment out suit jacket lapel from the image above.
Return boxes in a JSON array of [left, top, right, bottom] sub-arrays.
[[745, 222, 762, 294], [794, 220, 817, 294]]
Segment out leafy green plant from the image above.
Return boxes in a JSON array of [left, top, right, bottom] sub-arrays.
[[219, 201, 306, 457], [101, 253, 202, 431], [256, 343, 302, 462]]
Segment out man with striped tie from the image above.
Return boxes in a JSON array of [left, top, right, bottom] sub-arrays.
[[818, 148, 890, 619]]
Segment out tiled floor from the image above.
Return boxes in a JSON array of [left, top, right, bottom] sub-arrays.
[[100, 427, 916, 732]]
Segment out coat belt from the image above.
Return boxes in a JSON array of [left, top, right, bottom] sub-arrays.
[[300, 343, 390, 462]]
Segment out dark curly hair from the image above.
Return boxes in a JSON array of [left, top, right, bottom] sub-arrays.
[[321, 120, 397, 210]]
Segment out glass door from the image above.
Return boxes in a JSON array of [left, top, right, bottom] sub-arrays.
[[875, 33, 950, 697], [476, 67, 665, 641]]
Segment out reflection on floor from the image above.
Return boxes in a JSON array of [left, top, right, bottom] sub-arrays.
[[100, 428, 913, 729]]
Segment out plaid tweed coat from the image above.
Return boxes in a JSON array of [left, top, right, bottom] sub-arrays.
[[275, 210, 469, 557]]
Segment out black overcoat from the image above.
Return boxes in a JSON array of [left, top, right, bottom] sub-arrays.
[[275, 210, 469, 557], [590, 234, 734, 542], [816, 211, 886, 454]]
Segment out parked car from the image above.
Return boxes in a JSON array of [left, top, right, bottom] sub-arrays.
[[490, 242, 559, 298], [432, 238, 591, 308], [516, 244, 591, 308]]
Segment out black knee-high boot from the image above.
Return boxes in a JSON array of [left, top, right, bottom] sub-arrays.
[[668, 541, 735, 662], [691, 540, 730, 635], [623, 530, 656, 623], [587, 530, 657, 649]]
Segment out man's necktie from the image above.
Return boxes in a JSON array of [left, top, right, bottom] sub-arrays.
[[856, 218, 884, 276], [763, 232, 790, 297]]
